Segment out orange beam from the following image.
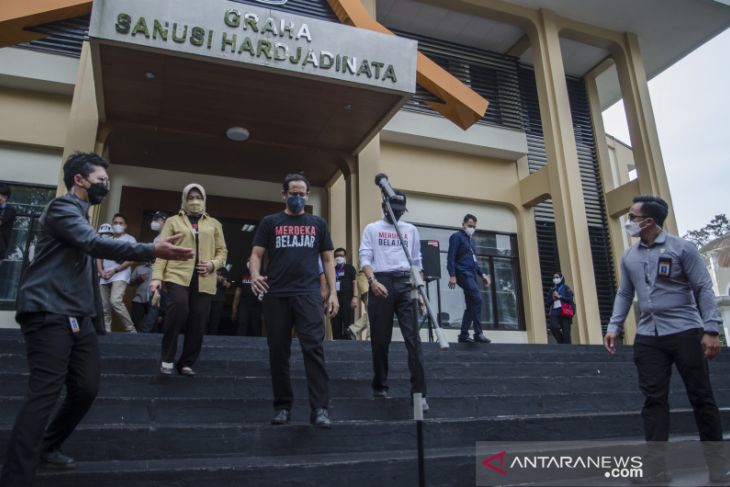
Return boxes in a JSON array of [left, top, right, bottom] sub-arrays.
[[327, 0, 489, 130], [0, 0, 92, 48]]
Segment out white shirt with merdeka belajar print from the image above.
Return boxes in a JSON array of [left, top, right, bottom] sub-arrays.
[[359, 218, 422, 273]]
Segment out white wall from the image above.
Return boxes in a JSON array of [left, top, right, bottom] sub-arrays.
[[0, 144, 62, 186], [102, 164, 327, 223], [405, 193, 518, 233]]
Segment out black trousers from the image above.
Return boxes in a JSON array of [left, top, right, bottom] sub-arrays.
[[207, 300, 224, 336], [0, 313, 100, 487], [368, 275, 426, 396], [236, 300, 262, 337], [331, 292, 353, 340], [549, 311, 572, 344], [633, 328, 723, 442], [131, 301, 150, 332], [160, 282, 212, 369], [263, 294, 329, 411]]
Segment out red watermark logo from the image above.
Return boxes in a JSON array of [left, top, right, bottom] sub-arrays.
[[482, 451, 508, 475]]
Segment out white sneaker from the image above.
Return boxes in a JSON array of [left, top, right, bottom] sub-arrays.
[[160, 362, 174, 375]]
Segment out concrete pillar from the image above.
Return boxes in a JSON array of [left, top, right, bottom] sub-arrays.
[[356, 136, 384, 232], [58, 41, 102, 223], [585, 75, 638, 343], [516, 156, 549, 344], [527, 9, 602, 345], [612, 33, 677, 234]]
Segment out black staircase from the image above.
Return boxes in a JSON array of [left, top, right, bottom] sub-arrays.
[[1, 329, 729, 486]]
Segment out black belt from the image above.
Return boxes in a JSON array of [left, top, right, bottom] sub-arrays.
[[375, 271, 411, 279]]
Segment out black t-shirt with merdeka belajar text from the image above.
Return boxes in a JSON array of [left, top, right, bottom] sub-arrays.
[[252, 211, 333, 297]]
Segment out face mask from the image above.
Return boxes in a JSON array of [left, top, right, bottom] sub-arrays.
[[286, 195, 306, 214], [335, 256, 346, 265], [625, 220, 642, 237], [384, 210, 403, 224], [112, 224, 125, 235], [85, 179, 110, 205], [553, 278, 562, 285], [464, 227, 476, 237], [150, 221, 162, 232], [185, 198, 204, 215]]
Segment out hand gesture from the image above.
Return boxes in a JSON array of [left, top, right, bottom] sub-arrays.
[[603, 331, 617, 355], [153, 233, 194, 261], [702, 334, 722, 359], [325, 293, 339, 318], [196, 260, 214, 277], [370, 280, 388, 298]]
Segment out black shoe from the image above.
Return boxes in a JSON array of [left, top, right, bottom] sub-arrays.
[[346, 329, 358, 341], [458, 336, 474, 343], [310, 408, 331, 429], [709, 469, 730, 484], [271, 409, 291, 425], [373, 389, 390, 399], [473, 334, 491, 343], [40, 449, 76, 470], [178, 366, 195, 377]]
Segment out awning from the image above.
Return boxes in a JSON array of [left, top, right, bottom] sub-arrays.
[[88, 0, 417, 185]]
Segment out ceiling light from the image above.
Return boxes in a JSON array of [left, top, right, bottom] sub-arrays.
[[145, 71, 156, 80], [226, 126, 250, 142]]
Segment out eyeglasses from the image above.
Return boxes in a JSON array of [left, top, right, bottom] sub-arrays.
[[627, 214, 646, 222]]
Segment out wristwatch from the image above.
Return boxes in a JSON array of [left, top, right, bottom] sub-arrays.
[[367, 275, 376, 284], [704, 331, 720, 337]]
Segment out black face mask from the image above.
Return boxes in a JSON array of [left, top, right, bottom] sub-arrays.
[[384, 210, 404, 224], [85, 179, 110, 205]]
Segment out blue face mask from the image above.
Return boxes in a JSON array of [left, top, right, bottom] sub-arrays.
[[287, 195, 306, 214]]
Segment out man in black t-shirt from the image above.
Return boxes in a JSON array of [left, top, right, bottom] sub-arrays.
[[331, 248, 359, 340], [250, 174, 339, 429]]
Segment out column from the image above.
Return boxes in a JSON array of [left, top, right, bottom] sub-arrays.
[[585, 75, 638, 343], [527, 9, 602, 345], [612, 33, 677, 233]]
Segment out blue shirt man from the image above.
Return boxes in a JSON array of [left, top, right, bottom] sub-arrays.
[[446, 214, 491, 343]]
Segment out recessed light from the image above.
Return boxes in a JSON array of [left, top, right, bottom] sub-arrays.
[[344, 104, 352, 111], [226, 126, 250, 142], [145, 71, 156, 80]]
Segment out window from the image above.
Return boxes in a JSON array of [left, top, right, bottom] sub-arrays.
[[415, 224, 524, 331], [0, 183, 56, 310]]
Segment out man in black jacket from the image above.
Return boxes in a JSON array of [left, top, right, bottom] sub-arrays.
[[0, 152, 193, 487], [0, 183, 17, 260]]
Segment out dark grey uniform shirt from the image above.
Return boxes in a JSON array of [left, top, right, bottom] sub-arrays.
[[607, 230, 722, 336]]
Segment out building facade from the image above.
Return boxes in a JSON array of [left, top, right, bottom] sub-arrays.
[[1, 0, 729, 344]]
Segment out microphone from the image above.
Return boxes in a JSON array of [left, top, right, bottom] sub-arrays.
[[374, 173, 404, 201]]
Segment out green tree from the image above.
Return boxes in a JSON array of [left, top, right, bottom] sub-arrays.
[[683, 214, 730, 249]]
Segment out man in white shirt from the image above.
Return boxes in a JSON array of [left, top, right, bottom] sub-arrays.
[[97, 213, 137, 333], [359, 191, 428, 411]]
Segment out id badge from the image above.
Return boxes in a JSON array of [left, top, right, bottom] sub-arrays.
[[69, 317, 80, 334], [657, 256, 672, 279], [336, 280, 341, 292]]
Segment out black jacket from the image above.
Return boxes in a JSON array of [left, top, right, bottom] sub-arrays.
[[15, 194, 154, 333], [0, 204, 17, 259]]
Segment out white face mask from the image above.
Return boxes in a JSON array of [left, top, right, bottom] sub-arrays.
[[625, 220, 642, 238], [335, 256, 346, 265], [464, 227, 476, 237], [112, 224, 125, 235], [553, 278, 562, 285], [150, 221, 161, 232]]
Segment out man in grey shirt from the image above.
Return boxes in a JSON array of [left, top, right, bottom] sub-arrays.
[[604, 195, 726, 483]]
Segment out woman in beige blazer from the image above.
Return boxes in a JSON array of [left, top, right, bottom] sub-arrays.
[[150, 184, 227, 376]]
